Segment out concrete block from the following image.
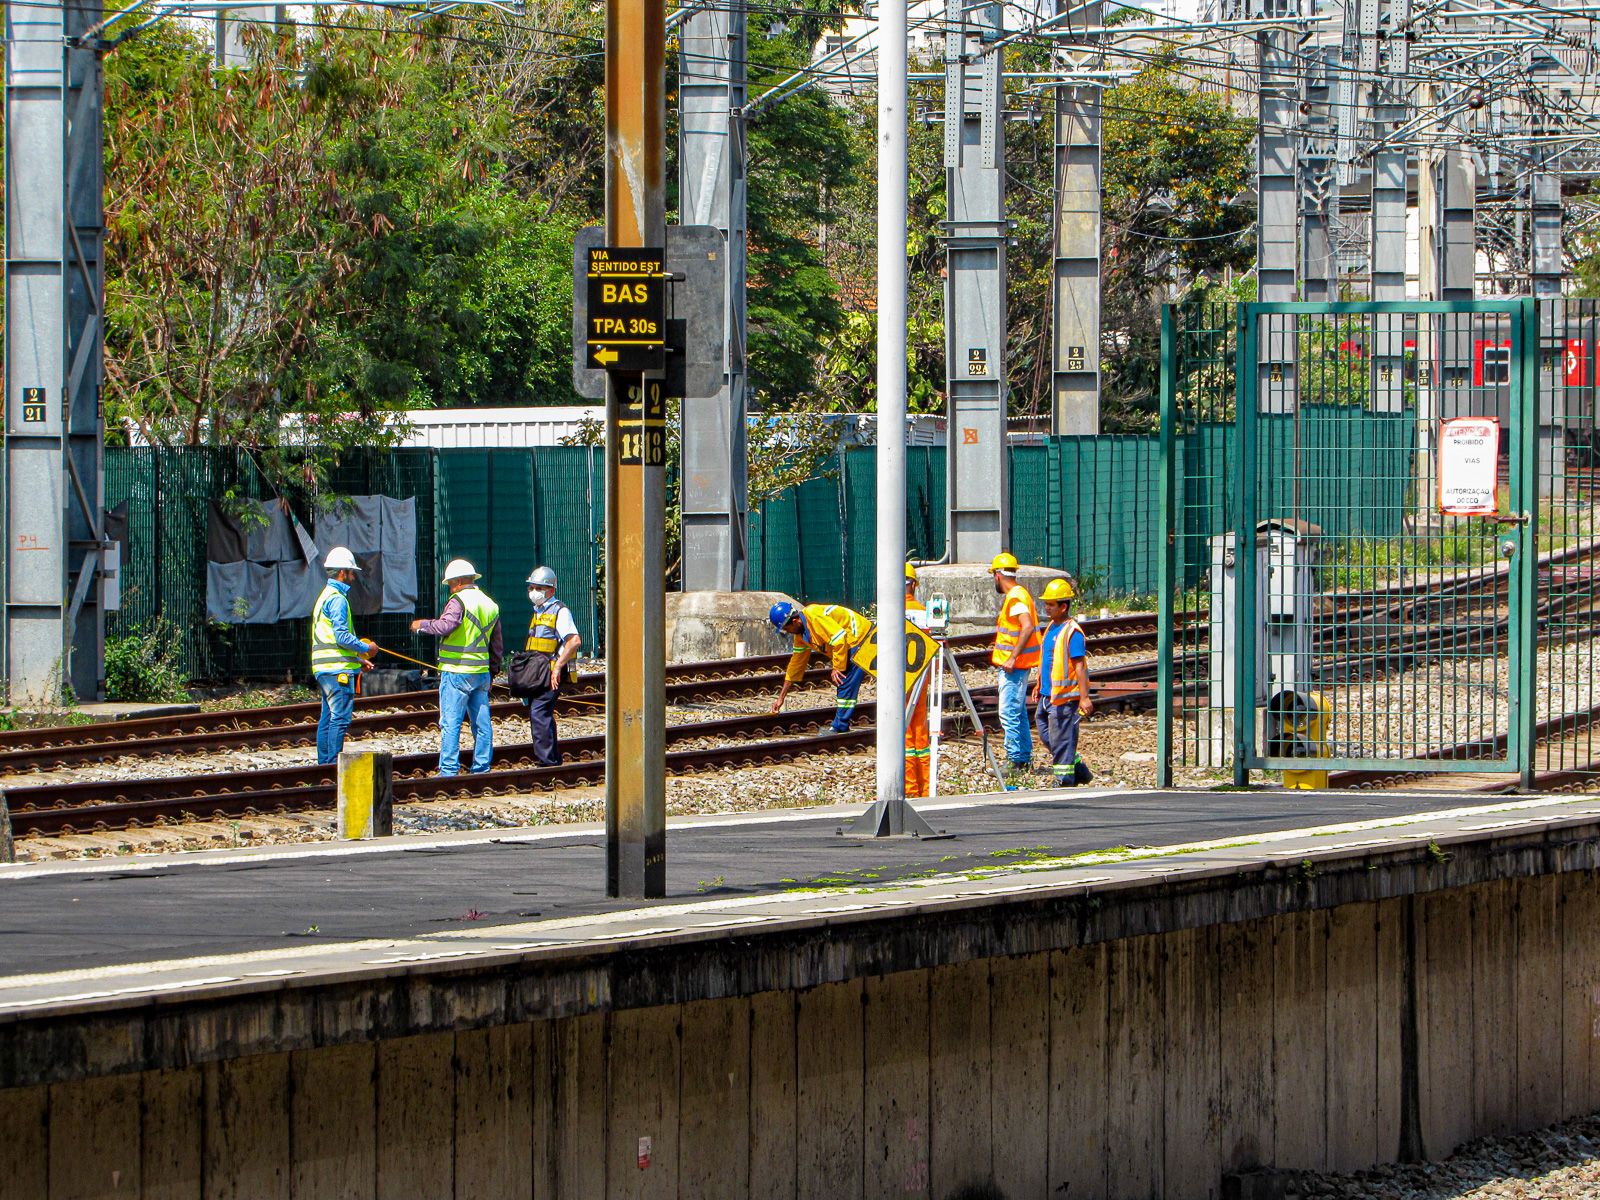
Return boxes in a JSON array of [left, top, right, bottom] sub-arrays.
[[912, 564, 1070, 637], [666, 591, 793, 661], [337, 749, 394, 839]]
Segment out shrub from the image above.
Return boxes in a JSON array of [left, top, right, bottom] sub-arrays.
[[105, 623, 191, 703]]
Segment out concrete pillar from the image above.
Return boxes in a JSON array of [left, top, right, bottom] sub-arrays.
[[1531, 163, 1562, 299], [1255, 27, 1298, 305], [1369, 99, 1408, 412], [5, 0, 107, 703], [1050, 2, 1101, 435], [213, 6, 286, 70], [678, 0, 750, 591], [943, 0, 1008, 562]]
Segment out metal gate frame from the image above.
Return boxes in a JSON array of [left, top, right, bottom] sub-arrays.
[[1157, 299, 1540, 788]]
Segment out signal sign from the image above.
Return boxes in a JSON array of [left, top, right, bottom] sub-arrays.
[[586, 247, 665, 372]]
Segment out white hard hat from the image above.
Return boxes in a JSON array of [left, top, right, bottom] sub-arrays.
[[527, 566, 557, 589], [324, 546, 361, 572], [442, 558, 481, 583]]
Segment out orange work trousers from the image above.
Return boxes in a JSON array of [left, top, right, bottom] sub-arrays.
[[904, 691, 931, 797]]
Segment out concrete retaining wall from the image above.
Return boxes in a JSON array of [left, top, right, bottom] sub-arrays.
[[5, 868, 1599, 1199]]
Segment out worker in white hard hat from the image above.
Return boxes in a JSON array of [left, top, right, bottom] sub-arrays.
[[523, 566, 581, 766], [311, 547, 379, 764], [411, 559, 503, 775]]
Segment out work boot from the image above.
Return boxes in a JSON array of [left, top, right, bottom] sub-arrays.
[[1073, 758, 1093, 785]]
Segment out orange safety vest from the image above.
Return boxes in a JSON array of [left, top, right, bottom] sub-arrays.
[[992, 584, 1042, 669], [1044, 618, 1086, 705]]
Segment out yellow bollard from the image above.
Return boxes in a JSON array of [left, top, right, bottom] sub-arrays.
[[337, 749, 394, 839]]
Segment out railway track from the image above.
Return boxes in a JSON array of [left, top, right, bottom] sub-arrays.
[[3, 670, 1169, 838], [0, 613, 1176, 774]]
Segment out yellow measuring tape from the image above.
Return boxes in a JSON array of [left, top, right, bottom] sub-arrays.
[[373, 646, 608, 706]]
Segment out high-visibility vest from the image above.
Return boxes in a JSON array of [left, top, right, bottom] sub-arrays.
[[1044, 618, 1085, 704], [311, 584, 364, 675], [526, 600, 569, 654], [439, 587, 500, 674], [992, 585, 1042, 669], [526, 599, 578, 685]]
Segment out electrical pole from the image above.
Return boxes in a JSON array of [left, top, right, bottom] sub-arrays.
[[1051, 2, 1101, 434], [1255, 12, 1298, 414], [5, 0, 108, 705], [943, 0, 1008, 562], [213, 5, 286, 70], [603, 0, 667, 897], [678, 0, 749, 592]]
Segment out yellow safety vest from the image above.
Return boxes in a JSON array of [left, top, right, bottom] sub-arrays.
[[1044, 618, 1085, 705], [992, 585, 1042, 669], [311, 584, 363, 675], [439, 587, 500, 675], [527, 600, 578, 685]]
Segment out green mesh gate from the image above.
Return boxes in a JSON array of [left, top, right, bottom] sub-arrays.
[[1158, 301, 1543, 785]]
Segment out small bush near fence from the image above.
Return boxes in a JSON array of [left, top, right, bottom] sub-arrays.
[[105, 622, 192, 703]]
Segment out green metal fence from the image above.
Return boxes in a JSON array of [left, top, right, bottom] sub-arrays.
[[1158, 300, 1570, 785]]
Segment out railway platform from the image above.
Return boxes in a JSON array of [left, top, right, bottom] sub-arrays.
[[6, 784, 1600, 1199], [0, 782, 1586, 989]]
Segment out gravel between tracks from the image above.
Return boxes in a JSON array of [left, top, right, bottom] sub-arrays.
[[1287, 1110, 1600, 1198]]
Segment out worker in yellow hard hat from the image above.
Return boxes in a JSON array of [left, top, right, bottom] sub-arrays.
[[990, 551, 1041, 774], [904, 562, 931, 796], [1028, 576, 1094, 787]]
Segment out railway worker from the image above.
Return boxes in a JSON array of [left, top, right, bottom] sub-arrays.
[[905, 563, 932, 797], [990, 551, 1042, 775], [311, 547, 379, 765], [523, 565, 582, 767], [411, 560, 503, 776], [1029, 577, 1094, 787], [768, 600, 874, 732]]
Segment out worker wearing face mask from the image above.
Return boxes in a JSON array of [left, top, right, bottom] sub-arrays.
[[524, 566, 582, 767]]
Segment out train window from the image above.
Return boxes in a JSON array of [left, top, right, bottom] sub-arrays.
[[1476, 341, 1511, 386]]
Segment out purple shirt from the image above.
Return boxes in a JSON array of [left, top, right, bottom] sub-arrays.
[[417, 595, 505, 675]]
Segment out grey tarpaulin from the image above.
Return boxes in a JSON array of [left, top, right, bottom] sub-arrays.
[[316, 497, 382, 555], [350, 551, 385, 616], [207, 561, 279, 624], [379, 496, 417, 612], [245, 500, 298, 563], [278, 561, 325, 620]]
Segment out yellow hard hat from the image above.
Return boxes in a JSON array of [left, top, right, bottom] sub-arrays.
[[1041, 577, 1075, 602], [904, 562, 918, 584], [990, 552, 1019, 574]]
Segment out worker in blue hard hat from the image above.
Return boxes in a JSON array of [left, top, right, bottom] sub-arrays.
[[768, 600, 875, 732]]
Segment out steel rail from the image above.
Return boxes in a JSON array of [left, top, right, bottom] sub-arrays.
[[0, 616, 1176, 770]]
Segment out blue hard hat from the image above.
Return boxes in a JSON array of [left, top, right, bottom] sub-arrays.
[[768, 601, 794, 631]]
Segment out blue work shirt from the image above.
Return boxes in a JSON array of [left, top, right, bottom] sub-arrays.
[[321, 579, 368, 652], [1039, 621, 1087, 699]]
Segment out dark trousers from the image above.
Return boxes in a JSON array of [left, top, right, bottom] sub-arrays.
[[1034, 697, 1085, 785], [528, 689, 562, 766]]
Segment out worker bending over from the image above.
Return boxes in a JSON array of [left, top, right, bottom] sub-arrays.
[[523, 566, 582, 766], [1029, 577, 1094, 787], [412, 560, 503, 776], [769, 601, 874, 732], [310, 547, 379, 765], [904, 564, 932, 797], [991, 552, 1042, 774]]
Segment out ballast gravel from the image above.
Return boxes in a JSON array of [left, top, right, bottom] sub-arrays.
[[1286, 1111, 1600, 1199]]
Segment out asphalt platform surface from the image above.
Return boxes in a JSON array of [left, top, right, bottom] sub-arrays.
[[0, 783, 1541, 979]]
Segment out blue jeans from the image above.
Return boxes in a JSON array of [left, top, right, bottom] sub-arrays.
[[832, 662, 869, 731], [439, 672, 493, 775], [316, 672, 356, 765], [997, 665, 1033, 766]]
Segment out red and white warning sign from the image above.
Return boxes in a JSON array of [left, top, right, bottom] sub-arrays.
[[1438, 417, 1500, 516]]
